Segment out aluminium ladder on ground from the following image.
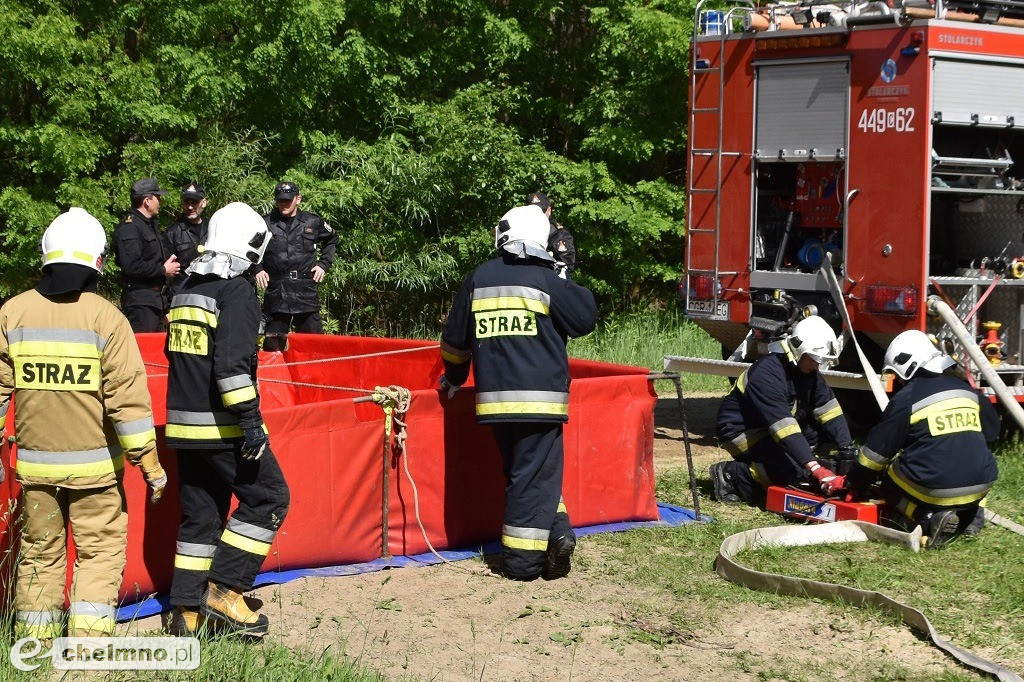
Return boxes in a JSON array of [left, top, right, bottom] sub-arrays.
[[686, 0, 754, 318]]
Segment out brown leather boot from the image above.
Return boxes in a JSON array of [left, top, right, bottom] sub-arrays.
[[201, 582, 269, 637], [166, 607, 208, 637]]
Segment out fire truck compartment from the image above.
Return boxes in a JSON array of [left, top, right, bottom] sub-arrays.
[[682, 4, 1024, 399]]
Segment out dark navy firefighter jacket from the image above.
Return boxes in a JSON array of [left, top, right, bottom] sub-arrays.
[[164, 274, 266, 449], [717, 352, 853, 468], [440, 253, 597, 424], [847, 372, 999, 507]]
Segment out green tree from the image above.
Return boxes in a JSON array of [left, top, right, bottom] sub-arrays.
[[0, 0, 696, 328]]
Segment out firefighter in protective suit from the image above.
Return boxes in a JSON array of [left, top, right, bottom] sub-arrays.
[[844, 331, 999, 548], [0, 208, 166, 639], [165, 202, 289, 637], [439, 204, 597, 580], [711, 316, 856, 504]]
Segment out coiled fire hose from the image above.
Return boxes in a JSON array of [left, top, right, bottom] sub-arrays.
[[716, 521, 1022, 682]]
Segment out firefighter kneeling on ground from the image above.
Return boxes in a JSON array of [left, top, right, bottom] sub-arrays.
[[439, 204, 597, 581], [711, 316, 857, 504], [843, 330, 999, 549], [165, 202, 289, 638], [0, 208, 166, 639]]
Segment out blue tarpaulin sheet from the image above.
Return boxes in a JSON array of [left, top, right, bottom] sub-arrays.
[[116, 502, 709, 623]]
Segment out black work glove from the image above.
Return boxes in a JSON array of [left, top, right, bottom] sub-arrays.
[[439, 375, 460, 399], [837, 444, 858, 460], [835, 444, 859, 476], [241, 426, 268, 460]]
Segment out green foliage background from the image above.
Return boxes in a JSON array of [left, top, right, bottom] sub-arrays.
[[0, 0, 696, 333]]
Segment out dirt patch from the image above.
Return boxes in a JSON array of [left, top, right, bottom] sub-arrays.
[[129, 393, 1001, 681]]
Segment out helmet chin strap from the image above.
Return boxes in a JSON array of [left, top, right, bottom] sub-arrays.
[[187, 251, 253, 279]]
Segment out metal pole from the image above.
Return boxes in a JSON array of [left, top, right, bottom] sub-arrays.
[[648, 372, 702, 519], [382, 433, 391, 559]]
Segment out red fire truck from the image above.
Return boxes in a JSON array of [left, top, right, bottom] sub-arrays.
[[671, 0, 1024, 410]]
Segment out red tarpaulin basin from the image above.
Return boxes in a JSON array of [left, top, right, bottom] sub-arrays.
[[0, 333, 658, 602]]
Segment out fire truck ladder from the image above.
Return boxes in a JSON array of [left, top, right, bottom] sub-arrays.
[[686, 0, 753, 316]]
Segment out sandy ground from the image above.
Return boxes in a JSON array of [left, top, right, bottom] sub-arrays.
[[129, 393, 1003, 681]]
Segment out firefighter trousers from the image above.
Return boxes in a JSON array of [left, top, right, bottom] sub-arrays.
[[877, 475, 982, 533], [490, 423, 572, 580], [16, 483, 128, 638], [720, 421, 832, 503], [170, 446, 290, 608]]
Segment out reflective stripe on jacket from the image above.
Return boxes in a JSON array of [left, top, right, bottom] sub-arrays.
[[440, 254, 597, 424], [847, 373, 999, 502], [165, 275, 264, 448], [0, 290, 157, 488]]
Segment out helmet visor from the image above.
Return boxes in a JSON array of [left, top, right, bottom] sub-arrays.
[[805, 340, 840, 367]]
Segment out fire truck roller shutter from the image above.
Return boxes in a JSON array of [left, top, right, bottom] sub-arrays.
[[932, 59, 1024, 127], [755, 61, 849, 161]]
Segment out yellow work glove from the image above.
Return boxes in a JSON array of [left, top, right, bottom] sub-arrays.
[[138, 449, 167, 504]]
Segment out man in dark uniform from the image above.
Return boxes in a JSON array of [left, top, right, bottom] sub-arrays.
[[253, 181, 338, 349], [113, 177, 179, 332], [440, 204, 597, 581], [710, 315, 856, 504], [166, 181, 210, 299], [526, 191, 576, 274], [844, 330, 999, 549]]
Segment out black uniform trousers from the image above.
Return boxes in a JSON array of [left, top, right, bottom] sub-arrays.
[[490, 423, 572, 580], [876, 473, 981, 533], [121, 288, 166, 333], [265, 311, 323, 335], [170, 446, 290, 607], [720, 422, 823, 503]]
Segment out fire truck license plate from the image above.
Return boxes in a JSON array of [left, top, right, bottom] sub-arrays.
[[686, 300, 729, 319]]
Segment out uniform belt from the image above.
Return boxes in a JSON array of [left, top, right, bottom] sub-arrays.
[[125, 281, 165, 291], [283, 270, 314, 280]]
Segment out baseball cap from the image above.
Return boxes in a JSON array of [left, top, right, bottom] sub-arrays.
[[526, 191, 550, 211], [131, 177, 168, 197], [275, 181, 300, 200], [181, 181, 206, 200]]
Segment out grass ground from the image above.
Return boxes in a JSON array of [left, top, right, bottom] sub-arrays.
[[568, 307, 729, 392], [2, 312, 1021, 680], [591, 439, 1024, 682]]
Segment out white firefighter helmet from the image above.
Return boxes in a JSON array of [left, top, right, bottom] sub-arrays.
[[40, 207, 107, 272], [495, 204, 550, 254], [788, 315, 840, 367], [883, 330, 955, 381], [203, 202, 271, 265]]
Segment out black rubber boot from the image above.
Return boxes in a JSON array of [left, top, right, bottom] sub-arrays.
[[923, 510, 961, 550], [710, 462, 742, 504], [963, 506, 985, 537], [542, 531, 576, 580]]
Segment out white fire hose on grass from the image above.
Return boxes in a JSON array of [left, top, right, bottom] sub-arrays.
[[716, 522, 1023, 682]]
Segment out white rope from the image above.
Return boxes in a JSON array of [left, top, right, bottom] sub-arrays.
[[268, 344, 439, 368], [374, 386, 496, 579], [143, 343, 438, 373], [259, 377, 373, 394]]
